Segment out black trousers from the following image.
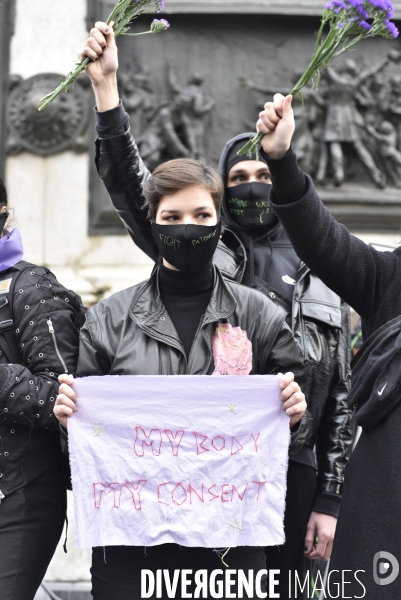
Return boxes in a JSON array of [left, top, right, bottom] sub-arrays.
[[265, 461, 317, 600], [0, 459, 66, 600], [92, 544, 267, 599]]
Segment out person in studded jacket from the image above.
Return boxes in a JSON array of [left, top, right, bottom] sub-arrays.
[[0, 177, 82, 600], [79, 22, 353, 596]]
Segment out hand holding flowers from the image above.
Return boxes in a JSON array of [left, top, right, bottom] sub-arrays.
[[39, 0, 170, 111], [239, 0, 399, 159]]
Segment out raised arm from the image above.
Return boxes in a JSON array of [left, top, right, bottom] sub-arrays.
[[254, 93, 397, 319], [80, 22, 159, 261]]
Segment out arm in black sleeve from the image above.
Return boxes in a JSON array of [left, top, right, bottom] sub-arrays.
[[313, 301, 354, 519], [95, 101, 130, 138], [0, 267, 80, 430], [94, 102, 159, 261], [76, 309, 111, 378], [263, 148, 397, 319]]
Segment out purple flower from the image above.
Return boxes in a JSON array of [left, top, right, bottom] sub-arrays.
[[384, 19, 399, 37], [151, 18, 170, 32], [338, 21, 344, 27], [356, 6, 369, 18], [154, 0, 164, 12], [358, 19, 372, 29], [332, 0, 348, 8]]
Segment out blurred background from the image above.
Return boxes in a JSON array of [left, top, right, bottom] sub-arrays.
[[0, 0, 400, 597]]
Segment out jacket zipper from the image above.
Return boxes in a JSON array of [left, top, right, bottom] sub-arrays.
[[46, 318, 68, 373]]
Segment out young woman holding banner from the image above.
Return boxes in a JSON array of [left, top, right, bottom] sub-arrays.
[[54, 155, 310, 599]]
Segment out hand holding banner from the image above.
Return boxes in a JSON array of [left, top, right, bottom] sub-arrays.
[[68, 374, 290, 549]]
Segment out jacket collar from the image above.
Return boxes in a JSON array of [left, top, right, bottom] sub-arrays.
[[129, 265, 237, 342]]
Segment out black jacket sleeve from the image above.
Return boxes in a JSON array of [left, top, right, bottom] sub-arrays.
[[0, 266, 80, 430], [95, 104, 158, 261], [313, 300, 353, 517], [265, 148, 397, 320]]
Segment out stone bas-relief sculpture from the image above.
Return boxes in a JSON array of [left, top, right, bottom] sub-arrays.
[[6, 73, 90, 156], [119, 65, 215, 170], [242, 49, 401, 189]]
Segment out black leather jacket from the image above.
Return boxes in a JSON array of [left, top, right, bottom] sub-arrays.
[[77, 264, 311, 454], [0, 263, 81, 497], [94, 127, 353, 517]]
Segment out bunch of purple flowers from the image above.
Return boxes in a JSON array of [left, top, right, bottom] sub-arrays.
[[39, 0, 169, 111], [238, 0, 399, 159]]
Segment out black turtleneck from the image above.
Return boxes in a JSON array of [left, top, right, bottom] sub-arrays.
[[158, 261, 214, 359]]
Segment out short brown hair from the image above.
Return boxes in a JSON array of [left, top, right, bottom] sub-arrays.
[[143, 158, 224, 220]]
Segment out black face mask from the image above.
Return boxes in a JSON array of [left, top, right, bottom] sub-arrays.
[[0, 211, 9, 236], [225, 183, 277, 231], [152, 222, 222, 272]]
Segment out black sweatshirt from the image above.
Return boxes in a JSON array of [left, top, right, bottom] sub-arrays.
[[264, 147, 401, 340]]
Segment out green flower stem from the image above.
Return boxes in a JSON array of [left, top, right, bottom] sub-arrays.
[[121, 30, 157, 36], [38, 0, 162, 111], [38, 58, 91, 111], [238, 5, 395, 158]]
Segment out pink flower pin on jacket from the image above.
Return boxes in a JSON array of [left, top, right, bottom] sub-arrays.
[[211, 324, 253, 376]]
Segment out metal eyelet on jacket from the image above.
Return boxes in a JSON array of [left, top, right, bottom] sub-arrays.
[[50, 397, 54, 401], [29, 380, 33, 385], [39, 353, 43, 357], [29, 321, 34, 326], [33, 337, 38, 341], [30, 271, 35, 275], [40, 299, 45, 304], [269, 292, 276, 299], [160, 316, 166, 321], [65, 298, 69, 302], [18, 289, 23, 294], [36, 284, 40, 288], [20, 343, 24, 348], [39, 400, 44, 405], [26, 396, 30, 400], [15, 329, 19, 333], [35, 414, 39, 418], [10, 430, 15, 434], [49, 372, 54, 377], [9, 393, 14, 398], [15, 377, 19, 382], [4, 452, 9, 456], [4, 408, 8, 412]]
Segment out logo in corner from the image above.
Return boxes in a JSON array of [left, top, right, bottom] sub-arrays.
[[373, 551, 399, 586]]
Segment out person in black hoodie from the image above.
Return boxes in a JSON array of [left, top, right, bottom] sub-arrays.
[[0, 177, 82, 600], [251, 92, 401, 599], [79, 22, 353, 597]]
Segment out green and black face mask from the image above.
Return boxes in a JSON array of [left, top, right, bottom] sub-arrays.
[[225, 183, 277, 231]]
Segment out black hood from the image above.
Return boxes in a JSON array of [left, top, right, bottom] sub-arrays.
[[218, 132, 273, 234]]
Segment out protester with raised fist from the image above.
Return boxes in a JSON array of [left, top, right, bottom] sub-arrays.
[[79, 22, 353, 598], [255, 92, 401, 598]]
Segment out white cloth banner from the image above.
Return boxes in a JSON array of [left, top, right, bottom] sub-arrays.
[[69, 375, 290, 549]]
